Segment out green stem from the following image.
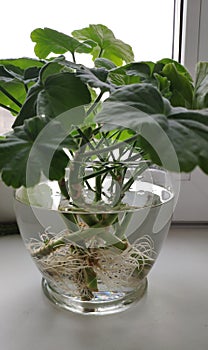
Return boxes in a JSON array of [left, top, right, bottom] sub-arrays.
[[68, 151, 99, 226], [86, 91, 103, 117], [31, 238, 65, 258], [98, 48, 103, 57], [114, 211, 133, 239], [82, 164, 119, 181], [75, 128, 120, 184], [72, 52, 76, 63], [84, 134, 139, 158], [95, 174, 102, 202], [58, 178, 70, 200], [24, 83, 28, 93], [31, 224, 126, 259], [122, 162, 148, 193], [128, 140, 137, 158], [103, 134, 116, 162], [76, 127, 95, 150], [79, 213, 99, 226]]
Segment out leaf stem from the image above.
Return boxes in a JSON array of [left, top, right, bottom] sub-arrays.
[[84, 134, 139, 157], [86, 91, 103, 117], [58, 178, 70, 200], [72, 52, 76, 63], [98, 48, 103, 58]]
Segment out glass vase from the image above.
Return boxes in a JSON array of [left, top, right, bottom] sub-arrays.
[[14, 162, 174, 315]]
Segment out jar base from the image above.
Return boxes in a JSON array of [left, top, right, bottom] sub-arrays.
[[41, 278, 148, 316]]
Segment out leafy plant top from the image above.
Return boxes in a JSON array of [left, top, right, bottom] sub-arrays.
[[0, 24, 208, 189]]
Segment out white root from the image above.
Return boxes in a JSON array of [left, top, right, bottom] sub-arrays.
[[28, 232, 155, 297]]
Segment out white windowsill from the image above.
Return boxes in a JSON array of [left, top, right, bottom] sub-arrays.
[[1, 226, 208, 350]]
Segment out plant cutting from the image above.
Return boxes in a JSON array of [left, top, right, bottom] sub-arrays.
[[0, 24, 208, 315]]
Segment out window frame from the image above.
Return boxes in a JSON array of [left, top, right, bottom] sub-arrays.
[[172, 0, 208, 223], [180, 0, 203, 76]]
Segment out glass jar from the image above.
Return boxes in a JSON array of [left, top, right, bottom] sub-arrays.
[[14, 162, 174, 315]]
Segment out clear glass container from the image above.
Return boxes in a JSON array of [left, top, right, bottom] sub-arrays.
[[14, 163, 174, 315]]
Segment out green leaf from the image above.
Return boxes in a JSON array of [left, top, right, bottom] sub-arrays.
[[109, 62, 154, 86], [24, 67, 41, 81], [0, 76, 26, 115], [13, 67, 92, 126], [37, 72, 91, 117], [96, 83, 208, 173], [97, 83, 167, 116], [0, 116, 77, 188], [13, 59, 80, 126], [0, 59, 43, 83], [39, 61, 63, 82], [162, 63, 194, 108], [95, 57, 116, 70], [75, 39, 97, 54], [72, 24, 134, 64], [31, 27, 92, 59], [0, 60, 43, 115], [12, 83, 43, 126], [156, 58, 193, 81], [0, 64, 25, 82], [193, 61, 208, 108], [76, 66, 113, 92], [0, 58, 44, 70], [154, 73, 172, 99], [120, 62, 154, 78], [166, 109, 208, 172]]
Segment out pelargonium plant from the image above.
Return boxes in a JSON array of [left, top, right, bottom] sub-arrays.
[[0, 24, 208, 301]]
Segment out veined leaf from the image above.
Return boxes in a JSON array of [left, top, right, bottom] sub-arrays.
[[96, 83, 208, 173], [154, 73, 172, 99], [111, 62, 154, 78], [0, 60, 43, 115], [12, 83, 43, 126], [162, 63, 194, 108], [37, 72, 91, 117], [0, 75, 26, 115], [72, 24, 134, 64], [166, 111, 208, 172], [39, 61, 64, 82], [0, 59, 43, 83], [0, 58, 44, 70], [13, 67, 92, 126], [193, 61, 208, 108], [76, 66, 113, 92], [0, 116, 77, 188], [97, 83, 167, 116], [31, 27, 93, 59], [95, 58, 117, 70], [156, 58, 193, 82], [109, 62, 154, 86]]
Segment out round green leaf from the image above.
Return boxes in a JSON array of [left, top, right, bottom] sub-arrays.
[[96, 83, 208, 173], [31, 27, 92, 59], [72, 24, 134, 64], [0, 117, 77, 188]]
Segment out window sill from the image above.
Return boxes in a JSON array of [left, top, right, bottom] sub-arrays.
[[1, 226, 208, 350]]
